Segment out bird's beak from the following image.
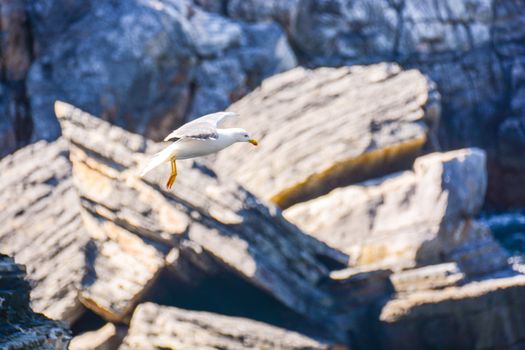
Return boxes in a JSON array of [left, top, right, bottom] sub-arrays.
[[249, 139, 258, 146]]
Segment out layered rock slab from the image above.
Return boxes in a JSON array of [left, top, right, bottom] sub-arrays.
[[54, 101, 349, 331], [379, 274, 525, 350], [0, 139, 88, 322], [216, 63, 438, 208], [0, 254, 70, 350], [119, 302, 331, 350], [285, 148, 508, 273], [0, 138, 166, 324]]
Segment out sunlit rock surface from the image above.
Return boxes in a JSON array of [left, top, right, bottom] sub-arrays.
[[216, 63, 438, 208], [0, 139, 88, 323], [0, 254, 70, 350], [284, 148, 508, 273], [380, 274, 525, 350], [69, 323, 124, 350], [285, 149, 507, 273], [120, 302, 331, 350]]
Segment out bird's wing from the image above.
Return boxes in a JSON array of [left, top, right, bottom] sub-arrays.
[[163, 111, 238, 142], [196, 111, 239, 128], [163, 121, 218, 141]]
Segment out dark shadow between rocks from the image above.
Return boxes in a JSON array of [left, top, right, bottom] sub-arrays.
[[142, 255, 336, 343]]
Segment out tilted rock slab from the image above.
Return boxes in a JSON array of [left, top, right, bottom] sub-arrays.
[[54, 102, 349, 331], [0, 139, 166, 324], [69, 323, 125, 350], [216, 63, 439, 208], [0, 139, 88, 323], [119, 302, 331, 350], [0, 254, 70, 350], [285, 148, 509, 273], [379, 274, 525, 350]]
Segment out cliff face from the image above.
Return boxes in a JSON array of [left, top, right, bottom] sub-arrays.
[[0, 254, 70, 349], [3, 64, 525, 349], [0, 0, 523, 205]]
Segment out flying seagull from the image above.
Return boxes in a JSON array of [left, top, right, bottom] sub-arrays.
[[140, 111, 258, 189]]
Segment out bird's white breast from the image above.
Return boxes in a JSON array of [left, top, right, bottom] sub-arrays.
[[172, 131, 236, 160]]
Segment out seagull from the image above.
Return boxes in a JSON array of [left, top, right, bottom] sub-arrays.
[[140, 111, 258, 189]]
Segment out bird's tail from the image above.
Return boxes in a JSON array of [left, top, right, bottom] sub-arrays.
[[140, 145, 174, 177]]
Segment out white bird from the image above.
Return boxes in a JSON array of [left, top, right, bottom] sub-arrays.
[[140, 111, 258, 189]]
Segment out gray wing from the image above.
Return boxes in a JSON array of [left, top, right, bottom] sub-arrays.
[[163, 111, 238, 142]]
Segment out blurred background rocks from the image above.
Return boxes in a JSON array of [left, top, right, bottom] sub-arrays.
[[1, 0, 524, 206], [1, 1, 525, 349]]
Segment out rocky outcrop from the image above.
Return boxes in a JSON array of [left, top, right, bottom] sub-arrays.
[[0, 254, 70, 350], [219, 0, 525, 207], [120, 302, 332, 350], [0, 139, 88, 323], [284, 148, 509, 274], [25, 0, 295, 143], [0, 0, 33, 157], [2, 97, 525, 349], [216, 63, 438, 208], [379, 274, 525, 350], [69, 323, 125, 350], [1, 0, 523, 206], [54, 101, 348, 328]]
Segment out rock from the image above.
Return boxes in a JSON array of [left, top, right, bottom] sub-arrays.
[[488, 116, 525, 207], [188, 18, 297, 119], [22, 0, 296, 146], [285, 149, 509, 273], [207, 0, 525, 207], [216, 63, 438, 208], [379, 274, 525, 350], [0, 0, 33, 156], [119, 302, 332, 350], [0, 139, 88, 323], [390, 263, 465, 293], [70, 323, 125, 350], [0, 139, 166, 323], [54, 101, 349, 333], [77, 209, 166, 323], [26, 0, 195, 142], [0, 254, 71, 350]]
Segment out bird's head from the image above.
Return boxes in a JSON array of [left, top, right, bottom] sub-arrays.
[[233, 128, 258, 146]]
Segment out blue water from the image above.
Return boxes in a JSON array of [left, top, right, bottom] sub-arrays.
[[479, 210, 525, 264]]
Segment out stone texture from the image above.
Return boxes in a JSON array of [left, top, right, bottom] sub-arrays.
[[379, 274, 525, 350], [0, 254, 70, 350], [23, 0, 296, 144], [0, 0, 33, 157], [201, 0, 525, 207], [54, 101, 349, 332], [0, 139, 166, 323], [216, 63, 438, 208], [70, 323, 125, 350], [119, 302, 332, 350], [285, 148, 509, 273], [0, 139, 88, 323], [390, 263, 465, 293]]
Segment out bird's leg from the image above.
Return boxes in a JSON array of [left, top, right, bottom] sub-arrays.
[[166, 157, 177, 189]]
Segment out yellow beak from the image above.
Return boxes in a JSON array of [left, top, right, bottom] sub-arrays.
[[249, 139, 258, 146]]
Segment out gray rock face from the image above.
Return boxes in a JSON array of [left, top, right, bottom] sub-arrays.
[[26, 0, 195, 142], [24, 0, 296, 143], [216, 63, 437, 209], [0, 254, 71, 350], [379, 274, 525, 350], [284, 149, 509, 273], [1, 0, 523, 206], [120, 303, 331, 350], [209, 0, 525, 207]]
